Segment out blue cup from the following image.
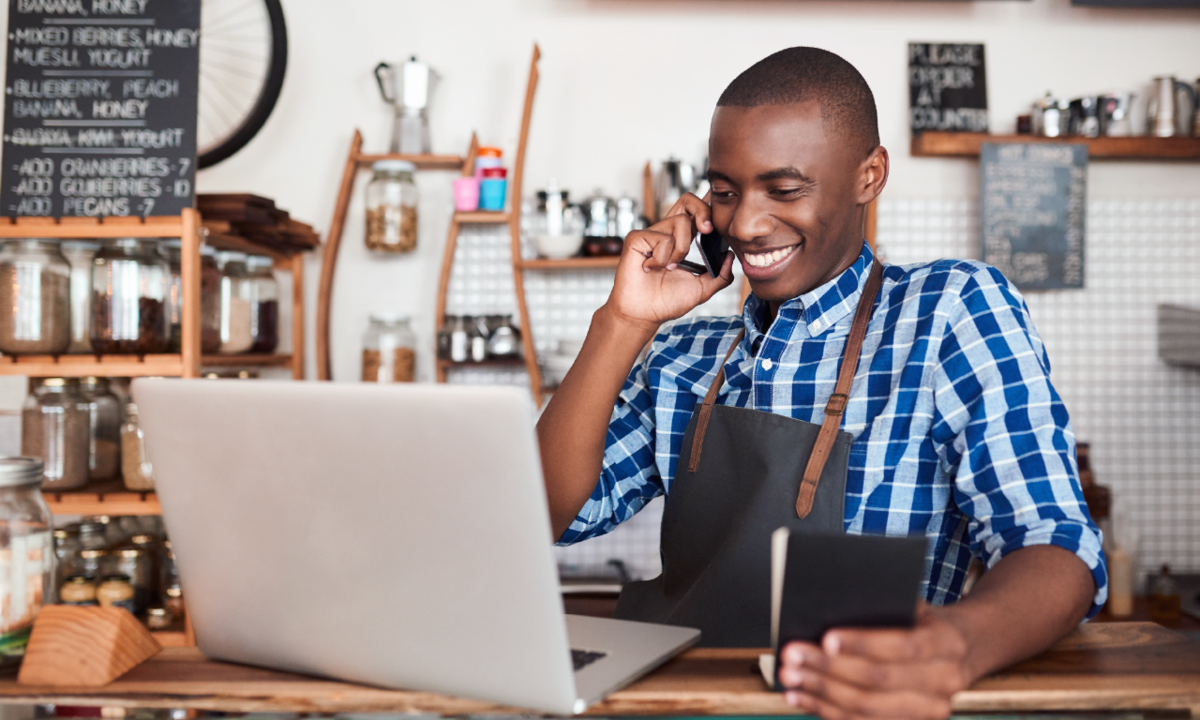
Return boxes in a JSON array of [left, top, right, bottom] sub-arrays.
[[479, 179, 507, 211]]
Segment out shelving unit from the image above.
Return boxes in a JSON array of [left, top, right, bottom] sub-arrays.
[[911, 132, 1200, 160]]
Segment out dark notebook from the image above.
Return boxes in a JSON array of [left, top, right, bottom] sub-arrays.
[[763, 530, 927, 689]]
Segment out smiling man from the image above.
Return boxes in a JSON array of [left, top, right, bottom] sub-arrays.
[[537, 47, 1105, 720]]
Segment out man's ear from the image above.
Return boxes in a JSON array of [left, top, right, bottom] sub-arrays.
[[856, 146, 889, 205]]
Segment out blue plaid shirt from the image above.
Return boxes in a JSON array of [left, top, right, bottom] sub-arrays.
[[561, 242, 1107, 615]]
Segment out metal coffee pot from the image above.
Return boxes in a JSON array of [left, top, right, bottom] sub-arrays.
[[1097, 92, 1134, 137], [374, 56, 438, 153], [582, 192, 618, 238], [1033, 93, 1069, 138], [655, 158, 697, 220], [1147, 75, 1197, 138]]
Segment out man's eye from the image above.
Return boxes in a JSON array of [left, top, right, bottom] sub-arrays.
[[711, 190, 736, 201], [769, 187, 806, 198]]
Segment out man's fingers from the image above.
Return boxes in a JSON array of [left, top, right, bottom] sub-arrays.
[[784, 669, 954, 720], [825, 621, 965, 665], [662, 192, 714, 234]]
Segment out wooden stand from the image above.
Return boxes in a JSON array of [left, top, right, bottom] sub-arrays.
[[18, 606, 161, 687]]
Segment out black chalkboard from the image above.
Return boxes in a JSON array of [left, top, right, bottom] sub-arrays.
[[909, 43, 988, 133], [981, 143, 1087, 291], [1, 0, 200, 218]]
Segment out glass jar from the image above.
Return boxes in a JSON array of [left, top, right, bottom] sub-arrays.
[[52, 524, 80, 594], [79, 377, 121, 482], [362, 314, 417, 383], [0, 239, 72, 356], [216, 252, 254, 354], [365, 160, 419, 254], [77, 519, 108, 550], [112, 543, 154, 616], [161, 539, 183, 621], [0, 457, 54, 671], [61, 241, 98, 354], [76, 548, 107, 581], [246, 255, 279, 353], [21, 378, 89, 490], [120, 402, 154, 491], [91, 238, 170, 354], [161, 241, 222, 354]]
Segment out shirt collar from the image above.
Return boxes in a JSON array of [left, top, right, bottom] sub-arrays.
[[741, 241, 875, 344]]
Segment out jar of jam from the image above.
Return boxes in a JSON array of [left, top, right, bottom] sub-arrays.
[[60, 575, 97, 606], [96, 574, 136, 613]]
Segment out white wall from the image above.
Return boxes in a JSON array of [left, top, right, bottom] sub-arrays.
[[188, 0, 1200, 381]]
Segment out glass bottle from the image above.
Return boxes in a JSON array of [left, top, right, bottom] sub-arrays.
[[21, 378, 89, 490], [120, 402, 154, 491], [0, 457, 54, 671], [0, 239, 72, 356], [161, 241, 222, 354], [61, 241, 98, 354], [52, 524, 80, 595], [449, 315, 469, 363], [91, 238, 170, 354], [469, 316, 489, 362], [361, 314, 417, 383], [216, 252, 254, 354], [246, 255, 279, 354], [364, 160, 419, 254], [78, 377, 122, 482]]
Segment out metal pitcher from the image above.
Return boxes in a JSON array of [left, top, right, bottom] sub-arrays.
[[1147, 75, 1197, 138], [374, 56, 437, 153]]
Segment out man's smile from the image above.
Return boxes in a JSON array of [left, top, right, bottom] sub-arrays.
[[740, 242, 800, 272]]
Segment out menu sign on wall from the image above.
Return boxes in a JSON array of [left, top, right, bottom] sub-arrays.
[[908, 42, 988, 133], [1, 0, 200, 218], [981, 143, 1086, 291]]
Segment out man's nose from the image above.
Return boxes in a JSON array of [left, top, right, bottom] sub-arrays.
[[727, 196, 774, 244]]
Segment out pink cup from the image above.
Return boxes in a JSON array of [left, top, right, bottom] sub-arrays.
[[453, 177, 480, 212]]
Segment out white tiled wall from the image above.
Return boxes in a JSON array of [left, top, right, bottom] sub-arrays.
[[448, 197, 1200, 584]]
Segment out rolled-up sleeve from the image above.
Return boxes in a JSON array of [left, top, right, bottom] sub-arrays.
[[931, 266, 1107, 616]]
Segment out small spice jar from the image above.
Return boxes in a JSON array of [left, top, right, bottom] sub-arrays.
[[76, 548, 107, 580], [96, 573, 136, 613], [216, 252, 254, 354], [112, 544, 154, 615], [79, 377, 122, 482], [365, 160, 419, 254], [362, 314, 417, 383], [59, 574, 97, 606], [161, 240, 222, 354], [145, 606, 171, 630], [91, 238, 171, 354], [21, 378, 89, 490], [120, 402, 154, 491], [61, 241, 98, 354], [245, 255, 279, 353], [52, 525, 80, 591], [0, 457, 54, 670], [0, 239, 72, 356]]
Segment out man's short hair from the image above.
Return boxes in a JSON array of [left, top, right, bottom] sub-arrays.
[[717, 47, 880, 159]]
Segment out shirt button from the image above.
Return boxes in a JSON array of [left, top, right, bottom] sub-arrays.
[[761, 359, 774, 371], [812, 319, 824, 332]]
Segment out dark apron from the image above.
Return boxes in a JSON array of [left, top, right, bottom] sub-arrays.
[[614, 262, 884, 647]]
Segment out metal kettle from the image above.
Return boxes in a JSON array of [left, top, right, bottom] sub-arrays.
[[374, 56, 438, 153], [1147, 75, 1197, 138]]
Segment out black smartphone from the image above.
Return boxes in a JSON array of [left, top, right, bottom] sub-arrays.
[[676, 230, 730, 278]]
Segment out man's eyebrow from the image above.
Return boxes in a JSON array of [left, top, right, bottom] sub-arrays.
[[757, 167, 814, 184]]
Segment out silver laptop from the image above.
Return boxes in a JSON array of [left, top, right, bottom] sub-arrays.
[[132, 379, 698, 715]]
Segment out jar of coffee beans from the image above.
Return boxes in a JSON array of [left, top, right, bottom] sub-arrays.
[[364, 160, 419, 254], [362, 314, 416, 383], [91, 238, 170, 354], [0, 239, 72, 356]]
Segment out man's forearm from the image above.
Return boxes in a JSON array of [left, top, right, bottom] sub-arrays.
[[935, 544, 1096, 682], [537, 307, 658, 540]]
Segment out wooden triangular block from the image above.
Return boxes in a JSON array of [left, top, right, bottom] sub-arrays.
[[18, 605, 162, 686]]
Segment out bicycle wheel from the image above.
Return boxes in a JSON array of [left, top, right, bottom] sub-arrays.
[[197, 0, 288, 169]]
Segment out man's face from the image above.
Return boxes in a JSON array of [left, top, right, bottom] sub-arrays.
[[707, 102, 867, 306]]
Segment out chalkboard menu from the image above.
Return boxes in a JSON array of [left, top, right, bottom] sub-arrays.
[[981, 143, 1087, 290], [1, 0, 200, 218], [909, 43, 988, 133]]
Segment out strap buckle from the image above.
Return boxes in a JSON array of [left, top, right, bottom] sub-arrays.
[[824, 393, 849, 416]]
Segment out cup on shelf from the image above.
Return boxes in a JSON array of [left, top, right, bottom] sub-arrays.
[[479, 167, 507, 211], [453, 177, 480, 212]]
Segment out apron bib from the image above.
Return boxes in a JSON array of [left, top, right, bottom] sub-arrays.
[[614, 261, 884, 647]]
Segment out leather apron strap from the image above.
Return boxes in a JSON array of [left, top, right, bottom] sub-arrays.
[[686, 261, 885, 517]]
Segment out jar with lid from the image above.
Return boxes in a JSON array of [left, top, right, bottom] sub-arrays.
[[365, 160, 419, 254], [0, 239, 72, 356], [362, 314, 416, 383], [76, 548, 107, 580], [79, 377, 121, 482], [161, 240, 222, 354], [21, 378, 89, 490], [96, 574, 136, 613], [112, 543, 154, 615], [61, 241, 98, 354], [246, 255, 279, 353], [91, 238, 170, 354], [52, 525, 81, 594], [216, 252, 254, 354], [60, 574, 97, 606], [0, 457, 54, 670], [120, 402, 154, 491]]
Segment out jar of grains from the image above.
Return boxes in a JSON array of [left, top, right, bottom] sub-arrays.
[[362, 314, 417, 383], [245, 255, 279, 353], [216, 252, 254, 354], [79, 377, 122, 482], [161, 241, 222, 354], [21, 378, 89, 490], [0, 239, 72, 356], [61, 241, 98, 354], [120, 402, 154, 491], [364, 160, 419, 254], [91, 238, 170, 354], [0, 457, 54, 671]]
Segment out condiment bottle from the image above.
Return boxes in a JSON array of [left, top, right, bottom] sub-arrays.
[[60, 575, 98, 606], [1148, 565, 1182, 625], [468, 316, 489, 362], [449, 316, 469, 363], [96, 574, 137, 613], [120, 402, 155, 491]]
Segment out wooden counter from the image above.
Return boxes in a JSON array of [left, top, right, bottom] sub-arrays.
[[0, 623, 1194, 716]]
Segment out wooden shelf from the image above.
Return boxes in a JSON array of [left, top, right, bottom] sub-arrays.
[[150, 631, 189, 647], [454, 211, 510, 224], [0, 216, 185, 238], [519, 256, 621, 270], [911, 132, 1200, 160], [201, 354, 293, 368], [355, 153, 464, 171], [437, 358, 525, 370], [203, 228, 292, 261], [0, 354, 184, 377], [43, 482, 160, 516]]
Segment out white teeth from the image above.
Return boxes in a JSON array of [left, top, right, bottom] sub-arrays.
[[745, 245, 795, 268]]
